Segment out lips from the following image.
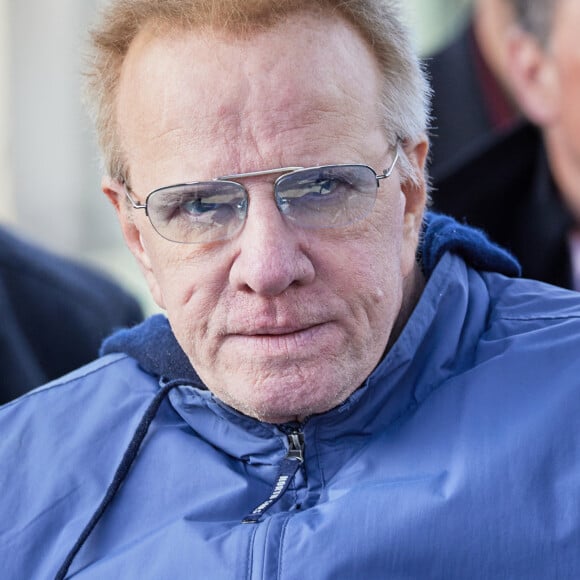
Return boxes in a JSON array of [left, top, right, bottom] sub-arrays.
[[222, 321, 334, 356], [223, 307, 331, 337], [234, 323, 321, 336]]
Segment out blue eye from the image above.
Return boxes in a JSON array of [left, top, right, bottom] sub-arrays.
[[311, 177, 347, 197], [277, 173, 349, 208], [178, 195, 246, 228], [182, 197, 220, 216]]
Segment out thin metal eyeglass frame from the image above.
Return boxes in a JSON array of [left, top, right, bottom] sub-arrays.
[[122, 147, 401, 241]]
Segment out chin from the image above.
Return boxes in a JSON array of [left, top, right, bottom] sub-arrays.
[[224, 379, 355, 424]]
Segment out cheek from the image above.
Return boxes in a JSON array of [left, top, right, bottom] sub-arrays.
[[552, 81, 580, 171], [323, 199, 406, 316], [553, 31, 580, 152], [370, 189, 408, 272], [145, 242, 228, 321], [149, 248, 234, 373], [561, 82, 580, 155]]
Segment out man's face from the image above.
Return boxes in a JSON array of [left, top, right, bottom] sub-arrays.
[[109, 12, 426, 423]]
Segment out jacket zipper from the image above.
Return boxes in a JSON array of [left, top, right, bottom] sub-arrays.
[[242, 430, 305, 524]]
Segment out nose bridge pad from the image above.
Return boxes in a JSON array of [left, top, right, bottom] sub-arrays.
[[220, 180, 249, 233], [235, 184, 302, 281], [273, 175, 297, 220], [275, 189, 291, 217], [238, 194, 249, 223]]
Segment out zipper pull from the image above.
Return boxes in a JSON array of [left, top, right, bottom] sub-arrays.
[[242, 431, 305, 524], [287, 431, 305, 462]]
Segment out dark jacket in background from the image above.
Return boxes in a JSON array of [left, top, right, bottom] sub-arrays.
[[433, 122, 574, 289], [425, 21, 517, 176], [0, 225, 143, 404]]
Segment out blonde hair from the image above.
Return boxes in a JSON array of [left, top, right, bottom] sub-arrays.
[[84, 0, 430, 182]]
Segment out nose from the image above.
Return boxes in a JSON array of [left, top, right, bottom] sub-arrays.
[[228, 189, 315, 296]]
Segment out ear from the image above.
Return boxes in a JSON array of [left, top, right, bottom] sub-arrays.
[[506, 27, 559, 127], [401, 136, 428, 235], [400, 135, 429, 271], [102, 176, 166, 309]]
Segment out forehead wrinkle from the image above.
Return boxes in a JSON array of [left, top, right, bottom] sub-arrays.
[[251, 114, 381, 169], [223, 87, 379, 171], [212, 32, 381, 168], [144, 96, 384, 180]]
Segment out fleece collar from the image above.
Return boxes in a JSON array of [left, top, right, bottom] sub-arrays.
[[101, 212, 520, 382]]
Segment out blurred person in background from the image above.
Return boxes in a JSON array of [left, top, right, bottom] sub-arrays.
[[426, 0, 519, 175], [434, 0, 580, 290], [0, 223, 143, 403]]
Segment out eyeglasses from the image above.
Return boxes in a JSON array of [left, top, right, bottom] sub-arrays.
[[124, 148, 400, 244]]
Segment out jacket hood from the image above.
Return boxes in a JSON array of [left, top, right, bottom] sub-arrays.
[[101, 212, 520, 383]]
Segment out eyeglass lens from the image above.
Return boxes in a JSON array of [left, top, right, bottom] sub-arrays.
[[146, 164, 379, 244], [275, 165, 377, 230], [149, 181, 247, 244]]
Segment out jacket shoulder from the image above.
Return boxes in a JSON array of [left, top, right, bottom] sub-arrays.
[[479, 274, 580, 356], [1, 352, 155, 406]]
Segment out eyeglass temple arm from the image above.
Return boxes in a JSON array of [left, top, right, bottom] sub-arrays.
[[376, 147, 400, 181], [122, 182, 147, 210]]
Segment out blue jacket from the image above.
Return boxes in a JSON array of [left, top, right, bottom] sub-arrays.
[[2, 215, 580, 579]]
